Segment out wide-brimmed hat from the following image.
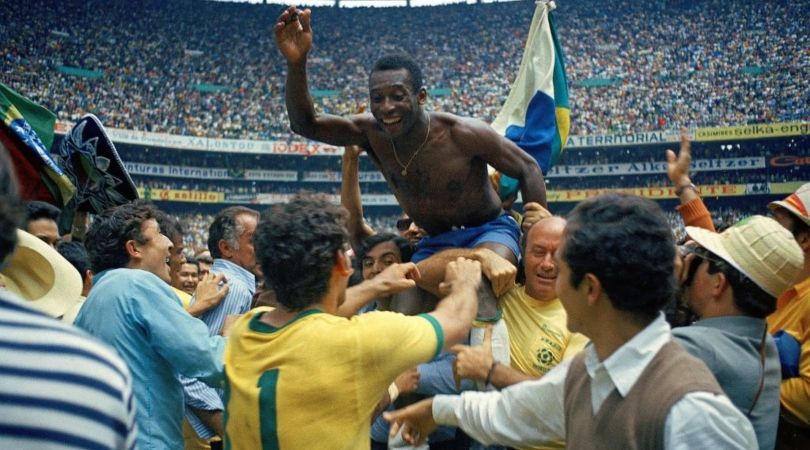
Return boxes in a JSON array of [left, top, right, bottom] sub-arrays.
[[686, 215, 803, 298], [0, 229, 83, 317], [769, 183, 810, 227], [55, 114, 138, 232]]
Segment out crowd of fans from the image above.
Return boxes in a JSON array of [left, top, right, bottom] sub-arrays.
[[4, 0, 808, 141]]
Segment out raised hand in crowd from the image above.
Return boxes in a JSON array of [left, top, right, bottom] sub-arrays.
[[275, 6, 313, 65], [521, 201, 552, 233]]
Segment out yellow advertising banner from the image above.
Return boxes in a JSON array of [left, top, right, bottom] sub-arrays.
[[695, 122, 809, 141], [136, 188, 224, 203], [769, 182, 807, 196], [548, 184, 747, 203]]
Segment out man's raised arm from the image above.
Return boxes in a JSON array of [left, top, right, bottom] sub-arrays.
[[275, 6, 366, 146]]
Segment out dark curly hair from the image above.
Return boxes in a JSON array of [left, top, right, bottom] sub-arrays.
[[24, 200, 61, 226], [57, 240, 91, 276], [562, 193, 676, 319], [0, 145, 23, 262], [85, 200, 162, 273], [371, 54, 424, 92], [255, 193, 349, 311]]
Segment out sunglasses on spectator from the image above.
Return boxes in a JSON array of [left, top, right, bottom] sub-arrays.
[[683, 246, 725, 285], [396, 218, 413, 231]]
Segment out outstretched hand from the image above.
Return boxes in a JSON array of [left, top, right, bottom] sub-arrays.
[[383, 398, 437, 446], [274, 6, 312, 64], [374, 262, 421, 296], [665, 128, 692, 187], [451, 325, 494, 388]]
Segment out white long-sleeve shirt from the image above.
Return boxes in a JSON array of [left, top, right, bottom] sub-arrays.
[[433, 315, 757, 449]]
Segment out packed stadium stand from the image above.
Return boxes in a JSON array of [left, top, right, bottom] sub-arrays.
[[3, 0, 808, 249], [4, 0, 808, 137]]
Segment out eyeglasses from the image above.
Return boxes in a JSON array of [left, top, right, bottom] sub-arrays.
[[683, 246, 725, 285], [396, 218, 413, 231]]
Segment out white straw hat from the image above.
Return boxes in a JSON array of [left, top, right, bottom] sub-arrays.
[[0, 229, 83, 317], [686, 215, 803, 298]]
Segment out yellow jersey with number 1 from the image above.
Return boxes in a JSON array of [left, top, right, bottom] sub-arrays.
[[223, 307, 443, 450]]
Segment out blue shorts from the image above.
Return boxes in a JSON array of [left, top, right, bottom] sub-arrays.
[[411, 214, 521, 263]]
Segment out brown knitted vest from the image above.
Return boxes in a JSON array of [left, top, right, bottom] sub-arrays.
[[563, 341, 722, 450]]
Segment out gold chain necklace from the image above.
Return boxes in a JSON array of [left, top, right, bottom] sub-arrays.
[[390, 113, 430, 176]]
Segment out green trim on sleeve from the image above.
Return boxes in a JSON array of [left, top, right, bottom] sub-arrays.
[[418, 313, 445, 360]]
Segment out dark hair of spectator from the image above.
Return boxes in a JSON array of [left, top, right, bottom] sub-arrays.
[[358, 232, 413, 264], [562, 193, 676, 319], [85, 200, 162, 273], [0, 145, 23, 261], [24, 200, 61, 226], [703, 249, 776, 318], [254, 193, 348, 311], [57, 241, 91, 276], [371, 54, 424, 92], [154, 210, 185, 243], [208, 206, 259, 258], [776, 206, 810, 238], [184, 255, 199, 269]]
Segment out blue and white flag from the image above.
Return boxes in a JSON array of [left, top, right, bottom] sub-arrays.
[[492, 0, 570, 199]]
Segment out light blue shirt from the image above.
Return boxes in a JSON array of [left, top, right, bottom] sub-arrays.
[[184, 258, 256, 439], [75, 268, 225, 450]]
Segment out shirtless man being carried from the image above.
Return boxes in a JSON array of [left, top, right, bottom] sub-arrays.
[[275, 6, 547, 320]]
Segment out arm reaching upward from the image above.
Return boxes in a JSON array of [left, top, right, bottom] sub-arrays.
[[275, 6, 367, 146], [341, 145, 376, 250]]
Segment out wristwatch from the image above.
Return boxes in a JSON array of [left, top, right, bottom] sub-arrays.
[[674, 183, 698, 196]]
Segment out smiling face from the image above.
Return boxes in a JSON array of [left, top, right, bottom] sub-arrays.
[[175, 262, 200, 295], [523, 217, 566, 301], [131, 218, 173, 283], [368, 68, 426, 138]]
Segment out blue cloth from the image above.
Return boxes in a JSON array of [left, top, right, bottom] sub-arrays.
[[773, 329, 801, 379], [411, 214, 521, 263], [74, 269, 225, 450], [184, 258, 256, 439]]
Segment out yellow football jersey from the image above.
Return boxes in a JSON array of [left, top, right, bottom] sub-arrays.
[[500, 286, 588, 450], [501, 286, 587, 378], [223, 307, 442, 450]]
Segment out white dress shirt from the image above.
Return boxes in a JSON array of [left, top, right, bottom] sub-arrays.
[[433, 314, 757, 449]]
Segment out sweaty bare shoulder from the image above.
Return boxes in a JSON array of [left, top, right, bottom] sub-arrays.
[[444, 113, 502, 157]]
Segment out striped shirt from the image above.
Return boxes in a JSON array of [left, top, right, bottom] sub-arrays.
[[184, 258, 255, 439], [0, 291, 137, 450]]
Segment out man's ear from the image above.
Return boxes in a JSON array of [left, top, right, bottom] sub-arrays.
[[125, 239, 140, 260], [584, 273, 603, 306], [334, 249, 352, 277], [710, 271, 728, 299], [417, 88, 428, 105], [217, 239, 232, 259], [796, 230, 810, 253]]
